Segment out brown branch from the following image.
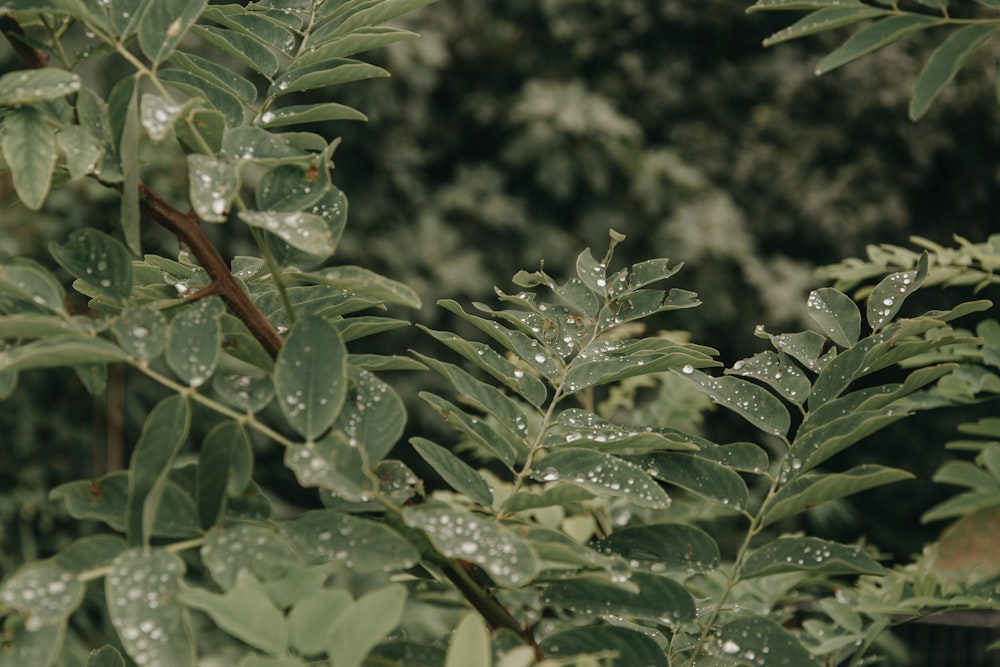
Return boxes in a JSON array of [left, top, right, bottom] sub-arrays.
[[139, 185, 284, 358], [0, 17, 49, 69]]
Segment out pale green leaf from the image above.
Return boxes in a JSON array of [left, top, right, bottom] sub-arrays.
[[726, 350, 810, 405], [260, 102, 367, 127], [274, 316, 347, 439], [192, 24, 280, 77], [201, 523, 299, 589], [445, 613, 491, 667], [292, 27, 419, 68], [117, 76, 141, 254], [125, 395, 191, 547], [866, 251, 929, 330], [2, 107, 56, 210], [180, 572, 288, 655], [763, 6, 889, 47], [287, 589, 353, 656], [0, 562, 84, 620], [56, 126, 102, 180], [297, 265, 420, 309], [188, 155, 240, 222], [679, 368, 791, 437], [106, 549, 195, 667], [595, 523, 720, 573], [165, 297, 225, 387], [239, 210, 337, 255], [910, 24, 999, 120], [762, 464, 914, 527], [532, 448, 671, 509], [201, 5, 296, 56], [403, 505, 539, 586], [159, 69, 246, 128], [256, 162, 330, 211], [0, 68, 81, 105], [0, 615, 66, 667], [325, 585, 407, 667], [168, 52, 257, 103], [807, 287, 861, 347], [111, 305, 168, 360], [0, 257, 66, 313], [0, 314, 75, 338], [138, 0, 206, 63], [411, 437, 493, 505], [49, 228, 134, 304], [741, 536, 886, 578], [2, 337, 127, 373], [816, 14, 940, 75], [285, 432, 375, 501]]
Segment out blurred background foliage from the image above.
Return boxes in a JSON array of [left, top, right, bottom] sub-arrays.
[[4, 0, 1000, 572]]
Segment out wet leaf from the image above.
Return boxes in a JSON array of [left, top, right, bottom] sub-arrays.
[[269, 58, 389, 98], [712, 616, 820, 666], [542, 571, 695, 624], [260, 102, 367, 127], [0, 68, 80, 106], [137, 0, 206, 64], [544, 409, 699, 454], [807, 287, 861, 348], [781, 408, 905, 482], [638, 452, 749, 510], [256, 162, 329, 212], [281, 509, 418, 572], [223, 126, 304, 162], [419, 392, 520, 467], [333, 366, 406, 461], [695, 442, 770, 474], [111, 306, 168, 361], [0, 257, 66, 313], [106, 548, 195, 667], [0, 562, 84, 621], [240, 210, 337, 255], [49, 228, 134, 305], [0, 615, 66, 667], [816, 14, 940, 75], [201, 523, 300, 589], [679, 368, 791, 437], [866, 252, 929, 330], [741, 537, 886, 578], [299, 265, 420, 309], [274, 316, 347, 440], [291, 27, 418, 67], [503, 484, 595, 513], [201, 5, 296, 56], [86, 645, 126, 667], [532, 448, 671, 509], [767, 330, 828, 372], [168, 52, 257, 103], [192, 24, 280, 77], [188, 155, 239, 222], [180, 572, 288, 655], [727, 351, 810, 406], [403, 505, 539, 586], [165, 297, 224, 387], [285, 433, 375, 501], [212, 370, 274, 413], [595, 523, 720, 573], [54, 535, 126, 574], [56, 126, 102, 179], [762, 464, 914, 527], [411, 437, 493, 506]]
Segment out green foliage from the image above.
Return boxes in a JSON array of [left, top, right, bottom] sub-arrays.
[[0, 1, 999, 666]]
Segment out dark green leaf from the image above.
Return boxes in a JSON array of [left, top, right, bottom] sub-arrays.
[[192, 24, 280, 77], [910, 24, 999, 120], [541, 625, 667, 666], [403, 505, 539, 586], [767, 329, 828, 372], [695, 442, 770, 473], [86, 646, 125, 667], [138, 0, 206, 63], [106, 549, 195, 667], [726, 350, 811, 406], [2, 337, 127, 374], [165, 296, 225, 387], [111, 306, 167, 360], [269, 58, 389, 98], [503, 484, 595, 512], [197, 420, 253, 528], [638, 452, 749, 510], [595, 523, 720, 573], [807, 287, 861, 347], [816, 15, 940, 75], [763, 6, 890, 47], [298, 265, 420, 309], [54, 535, 126, 573], [2, 107, 56, 210], [168, 52, 257, 103], [532, 448, 671, 509], [201, 5, 296, 56], [188, 155, 240, 222], [712, 617, 820, 666], [292, 27, 418, 67], [679, 368, 791, 437], [212, 370, 274, 413], [125, 395, 191, 546], [544, 409, 699, 454], [542, 571, 695, 624], [411, 437, 493, 505], [201, 523, 299, 589], [741, 536, 886, 578], [274, 316, 347, 440], [49, 229, 133, 304], [285, 432, 375, 501], [260, 102, 367, 127], [418, 392, 520, 468], [0, 257, 66, 313], [762, 464, 914, 527]]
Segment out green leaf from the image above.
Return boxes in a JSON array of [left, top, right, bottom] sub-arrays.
[[741, 537, 887, 578], [503, 484, 595, 512], [239, 210, 338, 255], [201, 5, 297, 56], [2, 107, 56, 210], [712, 617, 819, 666], [188, 155, 240, 222], [49, 228, 134, 304], [0, 68, 81, 105], [445, 613, 491, 667], [56, 125, 102, 179], [168, 52, 257, 104], [679, 368, 791, 437], [325, 584, 407, 667], [532, 448, 671, 509], [816, 15, 940, 75], [192, 24, 280, 77], [638, 452, 749, 510], [0, 615, 66, 667], [783, 408, 906, 482], [256, 162, 330, 211], [411, 437, 493, 506], [126, 395, 191, 547], [285, 432, 375, 501], [545, 409, 699, 454], [86, 646, 126, 667], [696, 442, 770, 473], [0, 314, 75, 338], [223, 126, 305, 162], [418, 326, 548, 408], [763, 6, 890, 47], [748, 0, 867, 11], [762, 464, 914, 527], [269, 58, 389, 98], [542, 571, 695, 624], [334, 366, 406, 461], [160, 69, 246, 129], [418, 392, 520, 467], [106, 548, 195, 667], [291, 27, 419, 67], [767, 329, 828, 372], [595, 523, 720, 573], [281, 509, 418, 571], [541, 625, 667, 666], [910, 24, 999, 120], [726, 350, 810, 406], [197, 420, 253, 528], [866, 252, 929, 330], [212, 370, 274, 413], [165, 296, 225, 387], [807, 287, 861, 347], [287, 588, 353, 656], [0, 257, 66, 313], [180, 573, 288, 655], [298, 265, 421, 309], [118, 76, 141, 255], [403, 505, 539, 586], [0, 562, 84, 621], [201, 523, 300, 589], [2, 337, 128, 374], [54, 535, 126, 573], [274, 315, 347, 440], [260, 101, 367, 127]]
